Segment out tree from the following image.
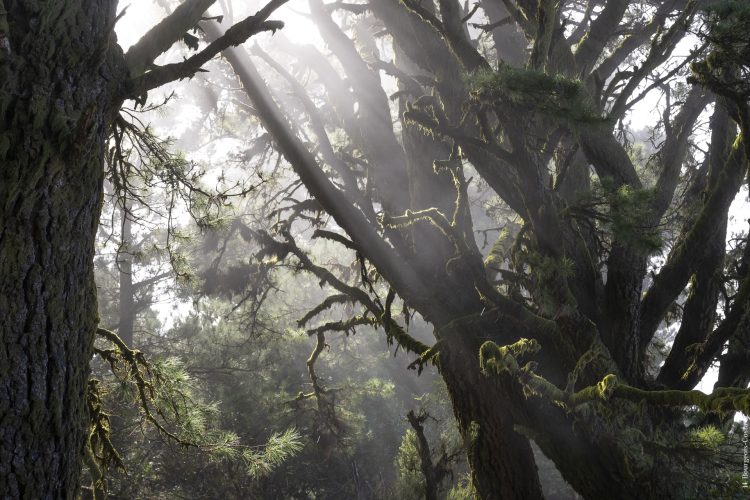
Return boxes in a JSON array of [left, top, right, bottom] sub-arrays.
[[195, 0, 750, 497], [0, 0, 288, 495], [3, 0, 750, 497]]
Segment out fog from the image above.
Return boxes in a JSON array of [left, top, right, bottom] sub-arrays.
[[89, 0, 750, 497]]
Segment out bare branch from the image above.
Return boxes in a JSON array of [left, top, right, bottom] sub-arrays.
[[593, 0, 690, 82], [126, 0, 288, 97], [650, 85, 711, 219], [607, 3, 697, 120], [573, 0, 629, 76], [125, 0, 216, 75]]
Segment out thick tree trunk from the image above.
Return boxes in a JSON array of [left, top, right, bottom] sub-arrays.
[[439, 337, 544, 500], [0, 1, 125, 496], [602, 245, 645, 382]]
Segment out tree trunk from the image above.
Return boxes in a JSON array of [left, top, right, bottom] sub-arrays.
[[0, 2, 125, 496], [118, 206, 135, 348], [440, 337, 544, 500], [406, 410, 441, 500], [602, 245, 645, 382]]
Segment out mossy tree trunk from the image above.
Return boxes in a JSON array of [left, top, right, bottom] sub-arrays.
[[0, 1, 126, 495], [439, 341, 544, 499], [0, 0, 289, 495]]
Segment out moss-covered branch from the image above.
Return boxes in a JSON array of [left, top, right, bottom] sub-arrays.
[[254, 229, 431, 358], [380, 313, 431, 357], [95, 328, 195, 447], [311, 229, 359, 251], [470, 66, 602, 123], [382, 208, 456, 245], [480, 338, 750, 415], [305, 316, 379, 337], [297, 294, 356, 328]]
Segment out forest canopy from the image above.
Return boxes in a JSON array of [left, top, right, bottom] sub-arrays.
[[1, 0, 750, 498]]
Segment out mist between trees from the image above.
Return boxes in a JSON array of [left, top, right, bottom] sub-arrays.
[[1, 0, 750, 498]]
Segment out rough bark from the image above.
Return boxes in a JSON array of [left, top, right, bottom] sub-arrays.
[[439, 336, 544, 500], [0, 1, 127, 495], [0, 0, 285, 494], [601, 244, 645, 382]]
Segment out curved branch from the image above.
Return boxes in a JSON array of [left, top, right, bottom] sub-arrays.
[[126, 0, 288, 97], [573, 0, 629, 75], [640, 128, 748, 350], [593, 0, 689, 82], [125, 0, 216, 75]]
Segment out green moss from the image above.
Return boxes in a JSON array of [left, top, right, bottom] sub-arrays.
[[468, 66, 604, 123], [479, 338, 541, 376], [604, 181, 663, 253], [596, 374, 618, 400], [690, 426, 725, 450]]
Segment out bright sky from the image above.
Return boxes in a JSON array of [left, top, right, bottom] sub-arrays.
[[116, 0, 317, 51]]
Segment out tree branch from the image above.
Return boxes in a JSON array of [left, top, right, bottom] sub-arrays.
[[573, 0, 629, 76], [640, 128, 748, 350], [126, 0, 288, 97], [125, 0, 216, 75], [607, 3, 697, 120], [682, 236, 750, 386], [593, 0, 689, 82], [650, 85, 711, 219], [480, 338, 750, 415]]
